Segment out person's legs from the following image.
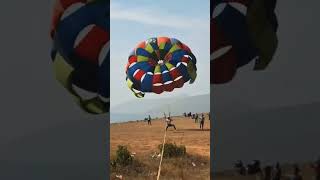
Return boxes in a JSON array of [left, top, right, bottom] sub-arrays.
[[166, 125, 169, 131], [173, 124, 176, 130]]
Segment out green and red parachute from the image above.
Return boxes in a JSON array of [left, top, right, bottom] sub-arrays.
[[126, 37, 197, 98], [211, 0, 278, 84], [50, 0, 109, 114]]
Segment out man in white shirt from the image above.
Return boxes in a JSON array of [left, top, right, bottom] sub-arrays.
[[165, 116, 176, 131]]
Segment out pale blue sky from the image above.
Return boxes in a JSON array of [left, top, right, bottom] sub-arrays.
[[110, 0, 210, 107]]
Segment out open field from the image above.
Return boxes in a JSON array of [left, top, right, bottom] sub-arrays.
[[110, 115, 210, 180]]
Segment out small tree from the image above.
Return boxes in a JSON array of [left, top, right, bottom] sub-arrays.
[[158, 143, 186, 158], [113, 145, 133, 167]]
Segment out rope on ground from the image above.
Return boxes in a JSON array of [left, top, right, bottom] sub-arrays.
[[157, 125, 167, 180]]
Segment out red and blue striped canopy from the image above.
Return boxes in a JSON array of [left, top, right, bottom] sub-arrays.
[[50, 0, 109, 114], [126, 37, 197, 98], [211, 0, 278, 84]]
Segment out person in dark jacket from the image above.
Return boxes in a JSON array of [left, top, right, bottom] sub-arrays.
[[147, 115, 152, 125], [292, 164, 303, 180], [271, 162, 282, 180], [200, 113, 205, 130]]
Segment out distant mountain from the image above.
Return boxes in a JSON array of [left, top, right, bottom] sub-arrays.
[[111, 95, 187, 114], [214, 102, 320, 171], [154, 94, 210, 114], [110, 113, 146, 123], [111, 93, 210, 122]]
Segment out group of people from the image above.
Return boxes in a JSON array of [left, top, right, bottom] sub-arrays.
[[184, 112, 211, 120], [184, 112, 192, 117], [145, 112, 210, 131], [185, 112, 206, 130], [234, 158, 320, 180], [235, 160, 282, 180]]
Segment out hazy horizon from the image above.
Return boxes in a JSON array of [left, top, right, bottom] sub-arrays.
[[111, 93, 210, 123]]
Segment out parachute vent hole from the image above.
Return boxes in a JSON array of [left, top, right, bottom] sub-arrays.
[[158, 60, 164, 65]]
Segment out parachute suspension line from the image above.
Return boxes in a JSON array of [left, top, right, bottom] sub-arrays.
[[157, 123, 168, 180]]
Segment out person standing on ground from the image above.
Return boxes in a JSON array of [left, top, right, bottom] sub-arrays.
[[147, 115, 152, 125], [264, 166, 272, 180], [311, 157, 320, 180], [195, 113, 199, 123], [271, 162, 282, 180], [200, 113, 205, 130], [292, 164, 303, 180]]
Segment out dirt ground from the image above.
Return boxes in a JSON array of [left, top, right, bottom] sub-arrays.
[[110, 114, 210, 180]]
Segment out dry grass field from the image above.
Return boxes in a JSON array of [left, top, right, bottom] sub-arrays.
[[110, 114, 210, 180]]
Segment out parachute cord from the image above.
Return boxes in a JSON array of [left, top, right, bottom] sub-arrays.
[[157, 125, 167, 180]]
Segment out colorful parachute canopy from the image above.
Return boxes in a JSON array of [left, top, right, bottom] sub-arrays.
[[211, 0, 278, 84], [126, 37, 197, 98], [50, 0, 109, 114]]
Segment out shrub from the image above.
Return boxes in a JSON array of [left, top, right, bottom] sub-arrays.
[[112, 145, 133, 167], [158, 143, 186, 158]]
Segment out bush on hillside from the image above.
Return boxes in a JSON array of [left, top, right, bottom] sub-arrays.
[[158, 143, 186, 158], [111, 145, 133, 167]]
